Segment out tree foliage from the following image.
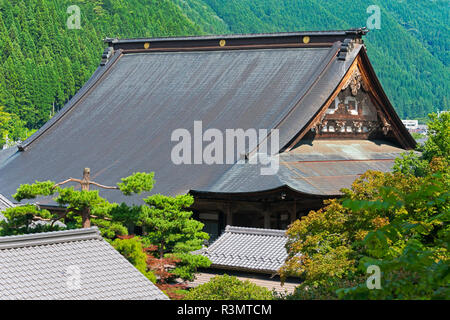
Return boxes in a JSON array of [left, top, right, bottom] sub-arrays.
[[178, 0, 449, 119], [0, 204, 59, 235], [184, 275, 274, 300], [112, 236, 157, 283], [1, 170, 210, 291], [0, 106, 34, 147], [118, 172, 155, 196], [281, 113, 449, 299], [2, 179, 124, 238], [112, 192, 211, 281], [2, 171, 158, 238]]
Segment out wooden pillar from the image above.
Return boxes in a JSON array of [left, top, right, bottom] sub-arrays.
[[289, 200, 297, 223], [263, 204, 271, 229], [225, 202, 233, 226], [264, 211, 271, 229]]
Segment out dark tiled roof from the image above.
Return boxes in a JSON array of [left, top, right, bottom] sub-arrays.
[[195, 226, 288, 274], [0, 147, 17, 168], [0, 36, 360, 204], [0, 227, 168, 300], [0, 30, 413, 204]]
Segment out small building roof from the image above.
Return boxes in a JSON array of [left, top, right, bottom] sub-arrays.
[[0, 227, 168, 300], [195, 225, 288, 274]]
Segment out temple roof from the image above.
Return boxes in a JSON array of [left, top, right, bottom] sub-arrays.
[[0, 30, 414, 204]]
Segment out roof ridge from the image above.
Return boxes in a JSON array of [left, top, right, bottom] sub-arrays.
[[106, 28, 368, 55], [225, 225, 286, 237], [0, 227, 102, 250], [209, 252, 284, 262], [107, 28, 368, 44]]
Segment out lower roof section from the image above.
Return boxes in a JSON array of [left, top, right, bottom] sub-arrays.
[[192, 139, 408, 197]]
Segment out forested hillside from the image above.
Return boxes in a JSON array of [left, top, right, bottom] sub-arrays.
[[176, 0, 450, 119], [0, 0, 202, 139], [0, 0, 448, 142]]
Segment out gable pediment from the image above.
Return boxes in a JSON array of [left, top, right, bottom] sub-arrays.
[[313, 66, 392, 139], [287, 54, 415, 150]]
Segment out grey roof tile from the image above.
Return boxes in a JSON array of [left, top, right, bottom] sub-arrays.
[[196, 225, 289, 274], [0, 227, 168, 300]]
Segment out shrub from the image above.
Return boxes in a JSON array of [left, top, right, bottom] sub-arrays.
[[112, 237, 156, 283], [184, 275, 274, 300]]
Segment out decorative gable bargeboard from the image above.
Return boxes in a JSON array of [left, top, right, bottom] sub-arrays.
[[315, 66, 391, 138], [292, 54, 411, 149]]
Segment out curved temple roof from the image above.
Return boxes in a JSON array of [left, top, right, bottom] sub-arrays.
[[0, 29, 413, 204]]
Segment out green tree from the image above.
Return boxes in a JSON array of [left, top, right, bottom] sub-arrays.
[[112, 192, 211, 281], [184, 275, 274, 300], [0, 106, 32, 147], [420, 112, 450, 162], [112, 236, 157, 283], [281, 113, 449, 299], [0, 168, 134, 238]]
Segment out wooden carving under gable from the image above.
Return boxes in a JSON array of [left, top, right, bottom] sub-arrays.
[[311, 66, 393, 139]]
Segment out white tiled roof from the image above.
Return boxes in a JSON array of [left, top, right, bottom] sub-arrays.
[[0, 227, 168, 300], [197, 226, 288, 274]]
